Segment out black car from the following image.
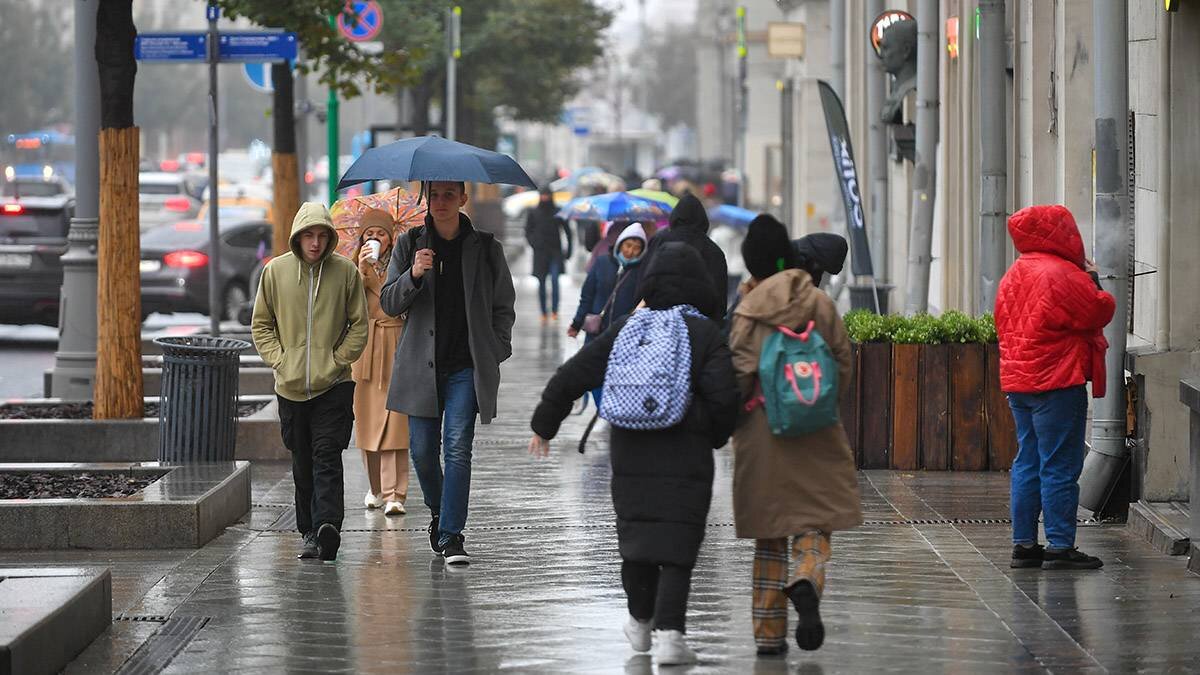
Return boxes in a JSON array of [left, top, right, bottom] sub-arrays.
[[0, 179, 74, 326], [140, 215, 272, 321]]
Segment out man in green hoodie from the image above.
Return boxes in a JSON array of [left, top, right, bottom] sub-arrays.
[[252, 202, 368, 561]]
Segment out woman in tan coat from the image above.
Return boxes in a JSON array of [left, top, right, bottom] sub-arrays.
[[728, 216, 862, 656], [352, 210, 410, 515]]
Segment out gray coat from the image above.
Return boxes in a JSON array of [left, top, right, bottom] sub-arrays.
[[380, 216, 516, 424]]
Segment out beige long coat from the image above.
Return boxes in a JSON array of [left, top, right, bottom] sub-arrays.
[[352, 260, 409, 451], [729, 270, 863, 539]]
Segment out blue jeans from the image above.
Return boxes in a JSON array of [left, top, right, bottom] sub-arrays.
[[410, 368, 478, 546], [537, 258, 563, 315], [1007, 386, 1088, 549]]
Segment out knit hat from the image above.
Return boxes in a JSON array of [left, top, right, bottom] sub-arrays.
[[741, 214, 794, 280], [791, 232, 849, 286], [615, 222, 647, 248]]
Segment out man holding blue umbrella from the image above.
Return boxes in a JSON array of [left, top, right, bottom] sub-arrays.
[[380, 181, 516, 565]]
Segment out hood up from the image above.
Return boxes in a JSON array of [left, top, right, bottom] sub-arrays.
[[635, 241, 719, 317], [289, 202, 338, 294], [667, 193, 710, 235], [1006, 204, 1085, 267]]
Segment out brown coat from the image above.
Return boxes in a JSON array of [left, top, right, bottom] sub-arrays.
[[729, 270, 862, 539], [352, 260, 409, 451]]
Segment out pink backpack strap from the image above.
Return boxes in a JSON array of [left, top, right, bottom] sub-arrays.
[[777, 320, 817, 341]]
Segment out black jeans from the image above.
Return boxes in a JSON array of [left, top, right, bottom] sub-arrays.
[[621, 559, 694, 632], [278, 381, 355, 535]]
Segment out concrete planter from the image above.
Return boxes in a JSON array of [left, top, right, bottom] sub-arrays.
[[0, 462, 251, 549], [0, 395, 286, 462], [0, 567, 111, 675], [142, 366, 276, 396]]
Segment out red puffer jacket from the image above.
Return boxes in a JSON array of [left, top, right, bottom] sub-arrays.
[[995, 205, 1116, 397]]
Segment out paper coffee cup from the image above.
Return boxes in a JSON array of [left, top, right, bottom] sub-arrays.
[[365, 239, 381, 261]]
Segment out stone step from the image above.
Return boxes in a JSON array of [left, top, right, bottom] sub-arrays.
[[0, 567, 111, 675], [1127, 499, 1191, 555]]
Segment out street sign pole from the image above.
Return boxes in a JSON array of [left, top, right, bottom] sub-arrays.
[[207, 2, 221, 336], [446, 6, 461, 141], [327, 15, 339, 206]]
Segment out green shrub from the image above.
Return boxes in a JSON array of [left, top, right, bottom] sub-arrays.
[[844, 309, 999, 344]]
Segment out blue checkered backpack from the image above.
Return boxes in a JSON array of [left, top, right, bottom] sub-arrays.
[[599, 305, 704, 430]]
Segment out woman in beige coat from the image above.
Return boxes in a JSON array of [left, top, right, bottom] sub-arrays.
[[728, 216, 862, 655], [353, 210, 410, 515]]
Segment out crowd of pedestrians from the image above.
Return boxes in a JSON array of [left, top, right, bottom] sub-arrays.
[[251, 182, 1114, 665]]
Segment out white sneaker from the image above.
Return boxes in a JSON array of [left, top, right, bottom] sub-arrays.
[[364, 491, 384, 509], [383, 500, 406, 515], [653, 630, 697, 665], [623, 615, 651, 653]]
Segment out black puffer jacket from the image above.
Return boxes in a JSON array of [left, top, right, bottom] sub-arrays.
[[640, 193, 729, 322], [532, 242, 739, 567]]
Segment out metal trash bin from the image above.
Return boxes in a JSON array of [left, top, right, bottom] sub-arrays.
[[154, 336, 251, 462], [849, 283, 894, 314]]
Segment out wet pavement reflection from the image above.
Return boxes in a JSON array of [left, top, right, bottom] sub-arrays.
[[7, 277, 1199, 673]]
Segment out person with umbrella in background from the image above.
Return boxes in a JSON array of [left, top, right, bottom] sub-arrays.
[[351, 209, 412, 517], [380, 181, 516, 566], [525, 186, 573, 324]]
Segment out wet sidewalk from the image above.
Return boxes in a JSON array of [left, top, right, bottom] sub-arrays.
[[9, 277, 1200, 673]]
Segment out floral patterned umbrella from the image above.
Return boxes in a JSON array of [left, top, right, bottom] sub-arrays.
[[330, 186, 426, 258]]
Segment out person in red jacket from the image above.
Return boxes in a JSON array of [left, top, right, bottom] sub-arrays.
[[995, 204, 1115, 570]]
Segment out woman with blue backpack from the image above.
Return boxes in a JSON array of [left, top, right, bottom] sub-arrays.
[[529, 242, 739, 665], [728, 215, 862, 656]]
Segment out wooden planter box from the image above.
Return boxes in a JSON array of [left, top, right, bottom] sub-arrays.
[[847, 342, 1017, 471]]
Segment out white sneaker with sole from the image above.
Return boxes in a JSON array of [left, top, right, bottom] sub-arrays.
[[623, 615, 651, 652], [653, 630, 697, 665], [364, 491, 384, 509], [383, 501, 406, 515]]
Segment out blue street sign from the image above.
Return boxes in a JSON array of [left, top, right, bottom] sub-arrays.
[[206, 4, 219, 21], [135, 33, 207, 61], [242, 63, 273, 93], [135, 31, 297, 63], [218, 32, 298, 62]]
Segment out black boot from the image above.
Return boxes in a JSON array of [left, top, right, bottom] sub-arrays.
[[1042, 547, 1103, 570], [786, 580, 825, 651]]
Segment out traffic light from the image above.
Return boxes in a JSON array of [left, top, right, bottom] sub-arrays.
[[878, 16, 917, 163]]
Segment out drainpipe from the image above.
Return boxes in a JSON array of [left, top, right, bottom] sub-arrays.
[[978, 0, 1007, 315], [1079, 0, 1131, 513], [866, 0, 889, 282], [1155, 7, 1171, 351], [903, 0, 939, 314]]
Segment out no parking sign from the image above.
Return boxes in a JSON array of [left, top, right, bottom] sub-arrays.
[[337, 1, 384, 42]]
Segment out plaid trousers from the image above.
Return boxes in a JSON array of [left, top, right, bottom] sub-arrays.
[[751, 530, 831, 649]]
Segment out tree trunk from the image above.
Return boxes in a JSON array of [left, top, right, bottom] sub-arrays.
[[271, 62, 299, 255], [94, 0, 141, 419], [95, 126, 142, 419], [410, 72, 435, 136]]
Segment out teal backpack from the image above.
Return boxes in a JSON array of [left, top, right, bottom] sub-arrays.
[[753, 321, 840, 436]]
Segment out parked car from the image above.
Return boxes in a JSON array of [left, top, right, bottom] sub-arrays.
[[0, 178, 74, 325], [139, 216, 272, 321], [139, 171, 201, 231]]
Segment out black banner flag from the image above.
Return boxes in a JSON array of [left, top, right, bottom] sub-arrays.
[[817, 80, 874, 277]]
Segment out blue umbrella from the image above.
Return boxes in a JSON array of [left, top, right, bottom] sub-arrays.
[[336, 135, 537, 190], [708, 204, 758, 229], [557, 192, 673, 222]]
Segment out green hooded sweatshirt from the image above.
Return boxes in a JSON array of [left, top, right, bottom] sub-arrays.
[[251, 202, 368, 401]]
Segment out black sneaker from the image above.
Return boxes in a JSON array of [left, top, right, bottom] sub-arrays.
[[1042, 547, 1103, 570], [428, 514, 443, 555], [1010, 543, 1045, 569], [316, 523, 341, 561], [442, 534, 470, 565], [297, 532, 318, 560], [786, 580, 824, 651]]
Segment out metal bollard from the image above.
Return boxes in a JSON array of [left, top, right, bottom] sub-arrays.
[[154, 336, 251, 462]]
